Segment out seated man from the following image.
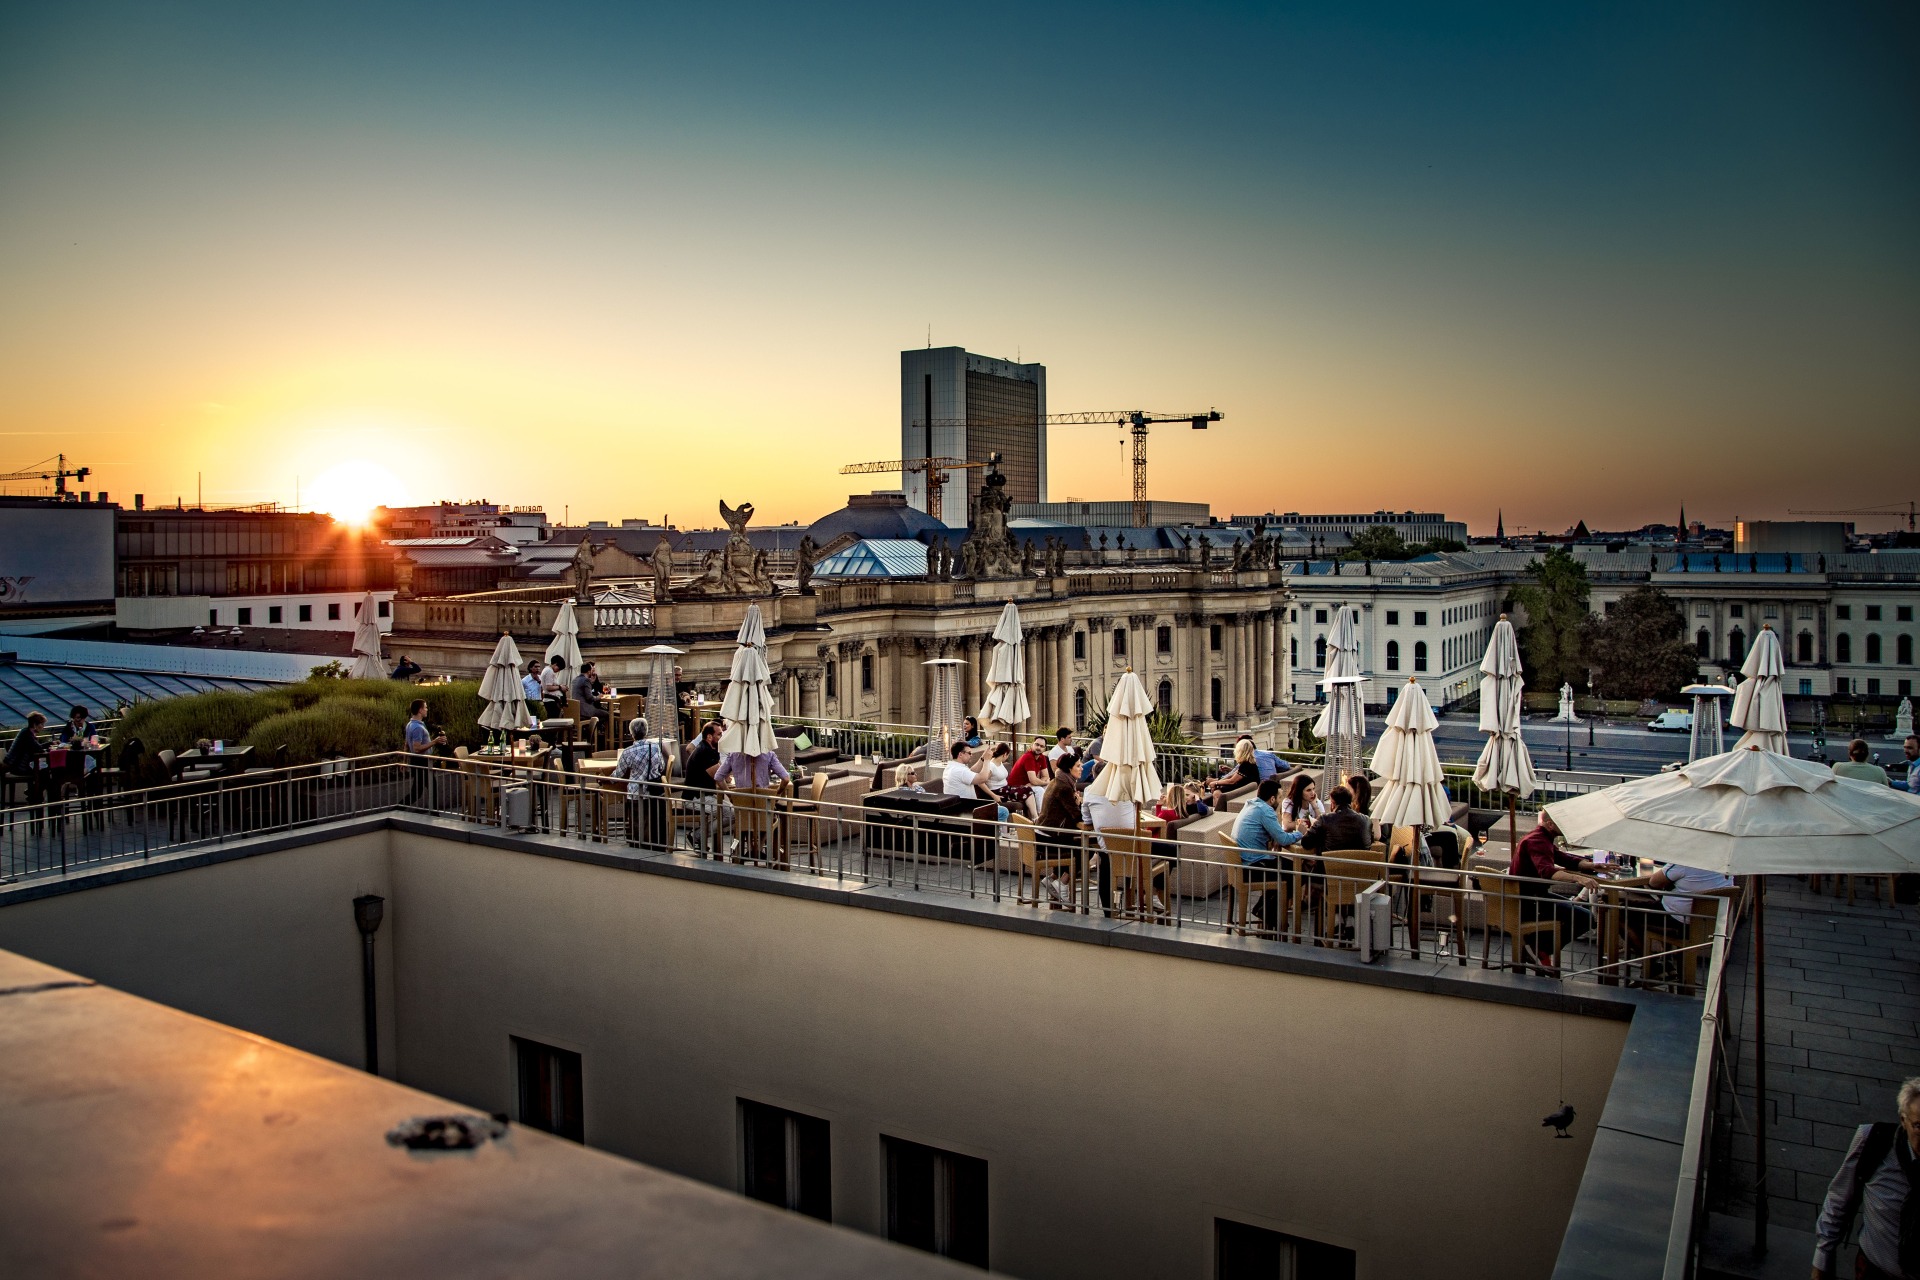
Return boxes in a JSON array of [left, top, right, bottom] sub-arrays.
[[942, 742, 1009, 825], [1506, 810, 1600, 950], [680, 720, 728, 851], [1832, 738, 1891, 787], [1045, 727, 1074, 766], [571, 661, 612, 745], [1231, 776, 1306, 926], [1610, 860, 1736, 951], [1081, 776, 1138, 914]]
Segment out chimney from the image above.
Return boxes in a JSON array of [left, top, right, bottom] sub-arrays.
[[135, 494, 144, 510], [98, 491, 109, 504]]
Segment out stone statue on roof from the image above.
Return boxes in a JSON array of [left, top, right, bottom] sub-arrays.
[[796, 535, 816, 594], [682, 498, 774, 596], [651, 535, 674, 602], [957, 455, 1019, 579]]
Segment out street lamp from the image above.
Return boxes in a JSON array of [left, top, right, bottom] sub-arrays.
[[353, 894, 385, 1074]]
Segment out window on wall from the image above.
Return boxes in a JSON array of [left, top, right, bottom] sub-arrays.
[[1385, 610, 1399, 626], [1413, 641, 1428, 672], [1763, 604, 1779, 619], [740, 1100, 831, 1222], [1729, 629, 1747, 665], [1696, 629, 1711, 658], [1156, 625, 1172, 654], [1836, 605, 1852, 620], [1800, 679, 1813, 695], [1158, 679, 1173, 714], [1837, 676, 1851, 694], [1866, 634, 1882, 663], [825, 662, 837, 698], [1836, 634, 1852, 663], [1413, 611, 1427, 626], [268, 606, 282, 624], [1215, 1217, 1356, 1280], [1797, 604, 1813, 619], [327, 602, 341, 621], [298, 604, 312, 622], [1314, 609, 1327, 624], [884, 1137, 988, 1269], [1899, 635, 1913, 666], [1868, 678, 1882, 695], [1797, 632, 1813, 663], [1695, 603, 1711, 617], [209, 608, 219, 625], [235, 607, 251, 625], [1867, 605, 1883, 621], [860, 654, 874, 692], [1386, 640, 1400, 672], [1290, 637, 1298, 666], [1899, 606, 1913, 622], [513, 1036, 583, 1143], [1314, 635, 1327, 667], [1729, 604, 1744, 619], [1112, 628, 1127, 656], [377, 600, 390, 618], [1210, 677, 1223, 721], [1073, 631, 1086, 660], [1210, 624, 1223, 651], [1074, 688, 1087, 728]]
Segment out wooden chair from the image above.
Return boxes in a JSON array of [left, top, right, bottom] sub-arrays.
[[1636, 896, 1722, 995], [1320, 844, 1390, 948], [732, 785, 786, 867], [1096, 828, 1171, 923], [782, 772, 830, 869], [1213, 831, 1288, 938], [1473, 871, 1562, 975], [1012, 814, 1077, 907], [1847, 874, 1898, 906]]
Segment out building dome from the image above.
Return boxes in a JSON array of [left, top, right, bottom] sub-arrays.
[[805, 493, 947, 545]]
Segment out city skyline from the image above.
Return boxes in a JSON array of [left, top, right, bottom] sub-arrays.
[[2, 3, 1915, 533]]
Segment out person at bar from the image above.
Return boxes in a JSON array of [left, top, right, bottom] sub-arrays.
[[1505, 809, 1600, 947], [1812, 1076, 1920, 1280], [3, 711, 50, 805], [611, 717, 668, 848], [1232, 777, 1305, 927]]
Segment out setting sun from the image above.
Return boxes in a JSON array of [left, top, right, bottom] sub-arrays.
[[306, 459, 411, 526]]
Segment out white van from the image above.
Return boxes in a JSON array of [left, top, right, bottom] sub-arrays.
[[1645, 709, 1693, 733]]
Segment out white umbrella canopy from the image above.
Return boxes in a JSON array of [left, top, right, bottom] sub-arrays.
[[1546, 746, 1920, 876], [1370, 679, 1452, 829], [978, 600, 1031, 731], [1729, 626, 1790, 755], [346, 591, 384, 680], [478, 633, 532, 732], [1311, 606, 1365, 740], [718, 615, 777, 758], [735, 604, 767, 655], [1471, 616, 1537, 798], [545, 600, 583, 686], [1091, 671, 1164, 806]]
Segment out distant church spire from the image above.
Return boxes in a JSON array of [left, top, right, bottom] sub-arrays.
[[1495, 509, 1504, 540]]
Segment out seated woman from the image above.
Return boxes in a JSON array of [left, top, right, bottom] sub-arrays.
[[1202, 739, 1260, 807], [1280, 774, 1325, 833], [957, 716, 984, 750]]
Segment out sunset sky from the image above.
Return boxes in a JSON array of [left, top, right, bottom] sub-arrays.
[[1, 2, 1914, 534]]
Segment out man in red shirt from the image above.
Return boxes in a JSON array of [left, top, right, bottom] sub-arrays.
[[1004, 736, 1052, 816], [1508, 810, 1602, 947]]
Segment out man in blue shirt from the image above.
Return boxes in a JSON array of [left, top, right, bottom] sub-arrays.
[[1233, 777, 1305, 929], [404, 699, 446, 805]]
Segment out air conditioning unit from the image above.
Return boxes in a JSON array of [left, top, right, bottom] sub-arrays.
[[1354, 883, 1392, 963]]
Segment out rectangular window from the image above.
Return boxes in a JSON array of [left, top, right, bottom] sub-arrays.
[[1836, 605, 1851, 620], [1314, 609, 1327, 624], [268, 606, 282, 624], [1413, 611, 1427, 626], [1899, 606, 1913, 622], [1073, 631, 1086, 660], [1866, 605, 1882, 621], [1216, 1218, 1356, 1280], [739, 1099, 831, 1222], [1156, 625, 1171, 654], [1210, 624, 1223, 651], [236, 607, 252, 625], [1696, 603, 1711, 617], [1729, 604, 1744, 619], [209, 608, 218, 625], [860, 654, 874, 692], [1867, 677, 1881, 695], [1836, 676, 1851, 694], [377, 600, 390, 618], [298, 604, 312, 622], [885, 1136, 987, 1268], [328, 602, 341, 621], [1797, 604, 1813, 619], [1385, 611, 1398, 626], [1900, 679, 1912, 696], [1799, 678, 1812, 695], [513, 1036, 583, 1143], [1113, 628, 1127, 656], [1763, 604, 1779, 619]]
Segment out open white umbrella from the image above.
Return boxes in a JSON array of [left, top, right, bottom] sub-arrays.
[[478, 633, 532, 736], [1369, 679, 1451, 829], [1729, 625, 1789, 755], [1548, 746, 1920, 1253], [1091, 670, 1164, 808], [346, 591, 384, 680], [978, 600, 1031, 732], [718, 604, 776, 757], [1313, 606, 1366, 790], [545, 599, 583, 688], [1471, 615, 1536, 851]]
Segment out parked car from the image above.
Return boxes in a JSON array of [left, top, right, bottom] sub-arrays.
[[1646, 709, 1693, 733]]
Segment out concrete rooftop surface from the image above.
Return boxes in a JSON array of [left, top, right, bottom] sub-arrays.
[[0, 947, 966, 1279]]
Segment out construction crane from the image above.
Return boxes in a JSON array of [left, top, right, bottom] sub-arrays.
[[910, 409, 1224, 528], [1787, 500, 1916, 532], [0, 453, 91, 498], [838, 455, 992, 525]]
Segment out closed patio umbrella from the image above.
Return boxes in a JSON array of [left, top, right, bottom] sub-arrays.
[[1369, 678, 1451, 829], [718, 604, 776, 758], [1312, 606, 1366, 791], [1471, 615, 1536, 852], [1729, 625, 1789, 755], [978, 600, 1031, 734], [1548, 747, 1920, 1254], [478, 632, 531, 740], [545, 599, 583, 689], [1091, 670, 1164, 810], [346, 591, 385, 680]]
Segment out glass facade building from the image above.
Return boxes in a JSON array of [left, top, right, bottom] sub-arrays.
[[900, 347, 1047, 524]]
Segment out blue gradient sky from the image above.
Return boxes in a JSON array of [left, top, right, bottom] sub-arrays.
[[2, 2, 1914, 531]]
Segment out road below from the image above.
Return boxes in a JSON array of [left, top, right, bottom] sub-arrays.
[[1357, 713, 1842, 778]]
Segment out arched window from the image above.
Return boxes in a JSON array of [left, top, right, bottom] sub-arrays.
[[1696, 629, 1711, 658], [1728, 628, 1746, 666], [1386, 639, 1400, 671], [1314, 635, 1327, 667], [1866, 634, 1882, 664], [1414, 641, 1428, 673], [1158, 679, 1173, 714], [1796, 631, 1812, 664], [1074, 688, 1087, 728], [1899, 635, 1913, 666], [1210, 677, 1223, 721], [1836, 633, 1852, 663]]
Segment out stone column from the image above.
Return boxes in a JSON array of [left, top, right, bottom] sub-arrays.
[[874, 638, 895, 724], [1055, 625, 1072, 729], [799, 667, 823, 718]]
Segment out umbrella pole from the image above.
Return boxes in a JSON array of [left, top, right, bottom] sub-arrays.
[[1752, 873, 1769, 1256], [1506, 794, 1517, 857]]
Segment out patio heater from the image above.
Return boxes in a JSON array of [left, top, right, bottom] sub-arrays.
[[1318, 674, 1367, 794], [640, 643, 686, 759], [1682, 683, 1735, 763], [923, 657, 967, 768]]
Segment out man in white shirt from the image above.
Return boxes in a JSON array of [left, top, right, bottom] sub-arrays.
[[1615, 861, 1737, 948], [538, 659, 566, 719], [1045, 727, 1074, 765], [943, 743, 992, 798], [1079, 787, 1138, 915]]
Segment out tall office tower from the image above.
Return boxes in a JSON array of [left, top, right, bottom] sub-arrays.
[[900, 347, 1047, 524]]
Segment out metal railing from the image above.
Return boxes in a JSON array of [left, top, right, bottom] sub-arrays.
[[1, 751, 1711, 995]]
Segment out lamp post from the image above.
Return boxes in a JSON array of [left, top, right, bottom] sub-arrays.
[[352, 895, 385, 1074]]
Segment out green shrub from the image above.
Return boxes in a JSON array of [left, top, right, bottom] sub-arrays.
[[111, 677, 490, 764], [243, 698, 407, 762]]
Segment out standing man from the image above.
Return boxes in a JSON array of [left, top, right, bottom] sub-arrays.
[[403, 699, 447, 805], [1813, 1077, 1920, 1279], [611, 717, 668, 848], [1904, 735, 1919, 794]]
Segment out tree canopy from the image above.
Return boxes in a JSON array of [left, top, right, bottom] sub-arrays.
[[1511, 547, 1591, 691], [1587, 586, 1699, 701]]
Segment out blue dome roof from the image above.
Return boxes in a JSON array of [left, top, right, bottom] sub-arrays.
[[806, 494, 948, 545]]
